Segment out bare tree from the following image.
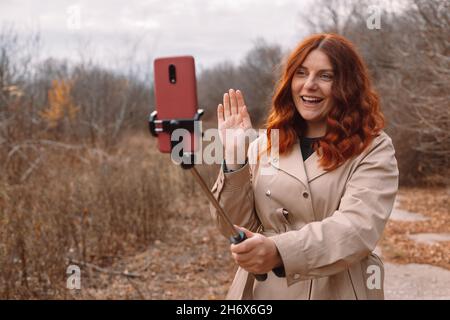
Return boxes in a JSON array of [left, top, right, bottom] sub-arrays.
[[197, 39, 283, 127], [379, 0, 450, 185], [237, 38, 284, 126], [197, 60, 238, 124]]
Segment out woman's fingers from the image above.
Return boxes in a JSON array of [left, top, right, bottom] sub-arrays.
[[222, 89, 249, 121], [240, 104, 252, 128], [217, 104, 224, 125], [229, 89, 238, 115], [232, 250, 256, 264], [236, 90, 246, 111], [223, 93, 231, 118], [236, 90, 252, 129], [236, 260, 263, 273]]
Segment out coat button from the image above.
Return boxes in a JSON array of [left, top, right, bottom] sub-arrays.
[[302, 191, 309, 198], [273, 158, 278, 163], [265, 190, 271, 197], [293, 274, 301, 280]]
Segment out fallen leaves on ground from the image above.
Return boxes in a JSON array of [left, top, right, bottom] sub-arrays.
[[380, 187, 450, 270]]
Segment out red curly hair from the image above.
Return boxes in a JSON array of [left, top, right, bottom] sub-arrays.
[[261, 33, 385, 171]]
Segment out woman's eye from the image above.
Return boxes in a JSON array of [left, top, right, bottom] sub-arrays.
[[296, 69, 307, 76], [321, 73, 333, 80]]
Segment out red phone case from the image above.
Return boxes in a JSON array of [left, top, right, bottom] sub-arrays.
[[153, 56, 198, 153]]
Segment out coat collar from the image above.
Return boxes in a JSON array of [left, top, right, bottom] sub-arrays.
[[268, 137, 327, 187]]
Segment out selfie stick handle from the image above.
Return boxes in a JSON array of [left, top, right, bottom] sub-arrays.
[[189, 166, 269, 281]]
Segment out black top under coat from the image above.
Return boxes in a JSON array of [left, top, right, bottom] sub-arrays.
[[300, 136, 323, 161]]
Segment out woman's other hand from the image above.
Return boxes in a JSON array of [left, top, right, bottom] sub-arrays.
[[230, 226, 283, 274]]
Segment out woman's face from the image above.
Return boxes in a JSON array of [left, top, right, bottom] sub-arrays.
[[291, 49, 334, 127]]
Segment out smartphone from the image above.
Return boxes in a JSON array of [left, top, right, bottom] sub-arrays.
[[153, 55, 198, 153]]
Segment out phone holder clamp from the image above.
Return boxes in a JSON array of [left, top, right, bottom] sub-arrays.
[[148, 109, 204, 169]]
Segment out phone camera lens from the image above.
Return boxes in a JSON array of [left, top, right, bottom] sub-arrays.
[[169, 64, 176, 84]]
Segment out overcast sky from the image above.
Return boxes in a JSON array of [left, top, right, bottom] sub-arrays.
[[1, 0, 313, 72]]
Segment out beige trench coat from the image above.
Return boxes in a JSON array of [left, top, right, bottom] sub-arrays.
[[209, 130, 399, 300]]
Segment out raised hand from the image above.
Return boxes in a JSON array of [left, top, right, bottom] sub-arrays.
[[217, 89, 255, 167]]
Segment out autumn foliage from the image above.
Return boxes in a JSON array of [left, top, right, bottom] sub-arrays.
[[40, 79, 79, 129]]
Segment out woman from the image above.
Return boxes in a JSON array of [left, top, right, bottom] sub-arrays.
[[210, 33, 399, 300]]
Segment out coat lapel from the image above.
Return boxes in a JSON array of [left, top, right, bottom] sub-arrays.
[[268, 139, 307, 188], [303, 145, 328, 182], [268, 137, 327, 185]]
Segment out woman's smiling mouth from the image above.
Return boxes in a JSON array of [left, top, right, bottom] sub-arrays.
[[301, 95, 324, 106]]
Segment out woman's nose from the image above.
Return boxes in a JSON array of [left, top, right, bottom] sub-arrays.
[[303, 75, 318, 90]]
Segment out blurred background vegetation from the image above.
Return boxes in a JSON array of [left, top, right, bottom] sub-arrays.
[[0, 0, 448, 298]]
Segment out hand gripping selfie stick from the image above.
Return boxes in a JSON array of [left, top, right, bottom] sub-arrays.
[[148, 109, 279, 281]]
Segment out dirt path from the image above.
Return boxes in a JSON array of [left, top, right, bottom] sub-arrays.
[[381, 195, 450, 300], [384, 262, 450, 299]]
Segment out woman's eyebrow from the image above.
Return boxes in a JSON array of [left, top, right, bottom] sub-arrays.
[[298, 66, 333, 72]]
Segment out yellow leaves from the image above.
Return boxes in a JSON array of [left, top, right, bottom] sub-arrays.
[[40, 79, 79, 128]]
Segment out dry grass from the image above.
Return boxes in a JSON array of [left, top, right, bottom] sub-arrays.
[[380, 187, 450, 270], [73, 195, 234, 300], [0, 132, 205, 298]]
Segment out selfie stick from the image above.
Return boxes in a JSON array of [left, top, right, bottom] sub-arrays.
[[148, 109, 271, 281]]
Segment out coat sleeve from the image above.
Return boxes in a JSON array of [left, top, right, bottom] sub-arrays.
[[209, 140, 261, 237], [271, 134, 399, 286]]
